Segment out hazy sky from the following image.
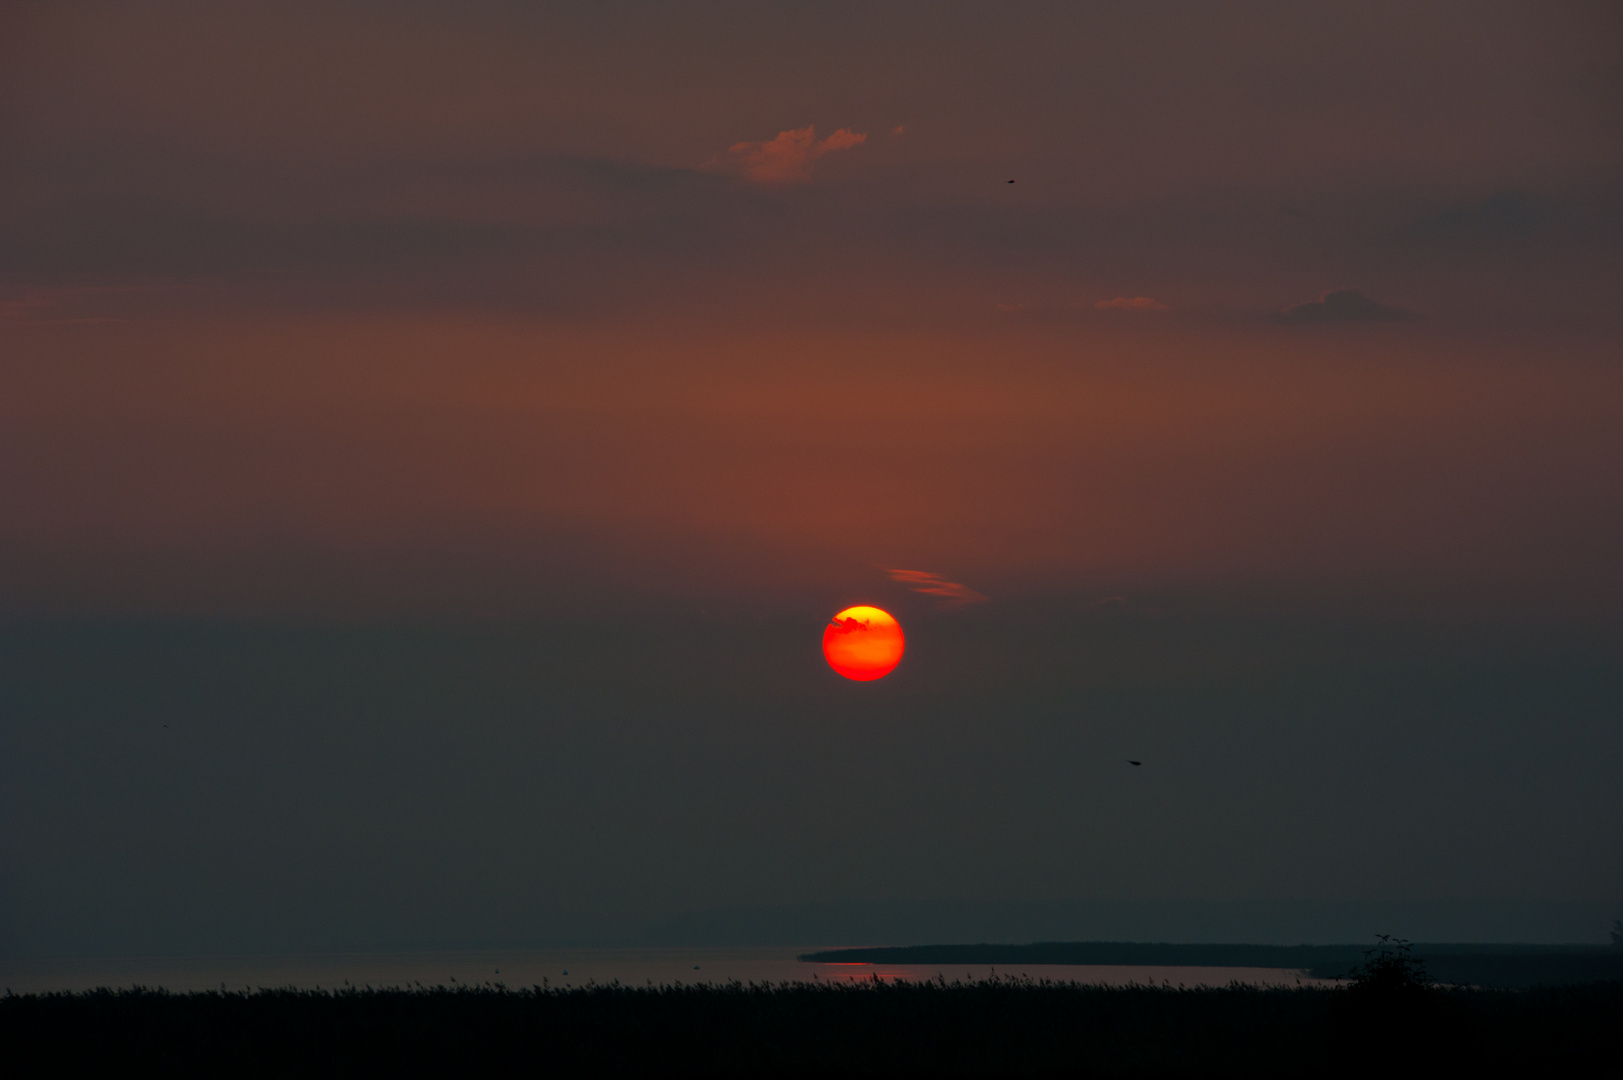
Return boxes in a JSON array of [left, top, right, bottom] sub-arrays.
[[3, 1, 1621, 956]]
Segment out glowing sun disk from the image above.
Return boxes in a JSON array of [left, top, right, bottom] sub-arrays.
[[823, 605, 904, 681]]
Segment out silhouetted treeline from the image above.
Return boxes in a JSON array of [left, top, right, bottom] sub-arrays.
[[4, 978, 1619, 1076], [801, 942, 1623, 988]]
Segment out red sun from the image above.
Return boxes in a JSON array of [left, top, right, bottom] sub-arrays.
[[823, 606, 904, 681]]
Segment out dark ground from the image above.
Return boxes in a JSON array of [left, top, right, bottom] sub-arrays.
[[4, 978, 1619, 1076]]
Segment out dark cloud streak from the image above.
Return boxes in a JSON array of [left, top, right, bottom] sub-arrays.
[[1271, 289, 1422, 324]]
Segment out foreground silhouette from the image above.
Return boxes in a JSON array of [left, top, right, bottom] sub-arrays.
[[4, 975, 1618, 1075]]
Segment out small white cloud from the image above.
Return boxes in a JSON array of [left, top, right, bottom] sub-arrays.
[[716, 125, 867, 184]]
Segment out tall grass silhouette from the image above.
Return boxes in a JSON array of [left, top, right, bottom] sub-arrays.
[[4, 970, 1618, 1075]]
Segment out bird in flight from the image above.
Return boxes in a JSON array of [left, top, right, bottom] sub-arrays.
[[1127, 760, 1142, 766], [1007, 180, 1015, 184]]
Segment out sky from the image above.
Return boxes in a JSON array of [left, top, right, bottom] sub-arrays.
[[2, 1, 1622, 957]]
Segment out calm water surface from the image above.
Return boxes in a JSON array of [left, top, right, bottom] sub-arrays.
[[1, 948, 1336, 994]]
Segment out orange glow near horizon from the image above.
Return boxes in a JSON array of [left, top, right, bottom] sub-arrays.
[[823, 605, 904, 681]]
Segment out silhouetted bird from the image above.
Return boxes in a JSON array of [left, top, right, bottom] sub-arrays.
[[1127, 760, 1142, 766], [1007, 180, 1015, 184]]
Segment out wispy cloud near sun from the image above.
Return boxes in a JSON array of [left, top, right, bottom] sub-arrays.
[[882, 568, 988, 607], [718, 125, 867, 184]]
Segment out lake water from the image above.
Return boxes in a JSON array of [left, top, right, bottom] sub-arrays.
[[1, 948, 1337, 994]]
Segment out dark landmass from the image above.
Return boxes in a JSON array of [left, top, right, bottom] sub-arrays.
[[4, 981, 1619, 1076], [799, 942, 1623, 988]]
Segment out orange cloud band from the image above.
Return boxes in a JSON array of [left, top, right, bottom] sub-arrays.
[[1096, 296, 1169, 311]]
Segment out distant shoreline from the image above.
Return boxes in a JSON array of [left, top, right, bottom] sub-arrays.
[[799, 942, 1623, 987]]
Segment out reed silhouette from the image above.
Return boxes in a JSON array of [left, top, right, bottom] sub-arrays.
[[4, 966, 1618, 1076]]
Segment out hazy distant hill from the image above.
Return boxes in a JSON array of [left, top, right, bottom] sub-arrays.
[[641, 898, 1621, 949]]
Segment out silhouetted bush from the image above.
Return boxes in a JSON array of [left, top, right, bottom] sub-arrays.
[[1346, 935, 1432, 995], [1326, 937, 1455, 1071]]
